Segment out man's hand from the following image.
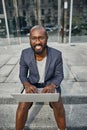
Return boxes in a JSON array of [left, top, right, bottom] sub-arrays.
[[41, 83, 56, 93], [24, 82, 38, 93]]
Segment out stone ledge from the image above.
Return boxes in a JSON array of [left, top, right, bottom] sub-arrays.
[[0, 94, 87, 104], [0, 104, 87, 130], [0, 127, 87, 130]]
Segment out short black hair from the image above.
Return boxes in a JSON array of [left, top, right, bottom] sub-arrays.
[[30, 25, 48, 36]]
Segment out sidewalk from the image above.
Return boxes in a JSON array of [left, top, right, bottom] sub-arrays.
[[0, 42, 87, 130]]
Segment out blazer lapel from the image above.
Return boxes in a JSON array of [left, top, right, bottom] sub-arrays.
[[29, 50, 39, 81], [45, 47, 52, 80]]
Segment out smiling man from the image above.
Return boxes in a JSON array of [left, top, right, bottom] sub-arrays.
[[15, 25, 67, 130]]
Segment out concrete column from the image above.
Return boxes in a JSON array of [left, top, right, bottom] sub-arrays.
[[36, 0, 41, 25], [2, 0, 10, 44], [69, 0, 73, 44], [58, 0, 62, 43], [13, 0, 21, 44], [64, 0, 68, 43]]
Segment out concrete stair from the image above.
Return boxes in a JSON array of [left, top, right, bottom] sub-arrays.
[[0, 82, 87, 130], [0, 104, 87, 130]]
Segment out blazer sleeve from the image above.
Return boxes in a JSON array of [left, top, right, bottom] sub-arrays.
[[46, 52, 64, 87], [19, 50, 29, 84]]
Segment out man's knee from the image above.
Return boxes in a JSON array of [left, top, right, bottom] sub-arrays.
[[50, 95, 62, 107]]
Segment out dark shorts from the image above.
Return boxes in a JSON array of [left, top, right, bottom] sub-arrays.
[[32, 83, 61, 94]]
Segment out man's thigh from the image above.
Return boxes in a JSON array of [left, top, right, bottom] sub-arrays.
[[17, 102, 33, 111], [50, 95, 63, 109]]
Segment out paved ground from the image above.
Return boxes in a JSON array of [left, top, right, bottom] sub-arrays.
[[0, 42, 87, 130]]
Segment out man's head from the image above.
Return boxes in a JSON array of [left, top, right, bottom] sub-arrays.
[[29, 25, 48, 55]]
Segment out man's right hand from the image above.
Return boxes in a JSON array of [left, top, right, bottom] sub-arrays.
[[23, 82, 38, 93], [25, 84, 38, 93]]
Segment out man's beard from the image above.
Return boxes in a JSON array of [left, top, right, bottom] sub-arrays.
[[31, 43, 47, 55]]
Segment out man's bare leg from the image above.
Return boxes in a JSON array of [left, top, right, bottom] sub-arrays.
[[51, 96, 66, 130], [15, 102, 32, 130]]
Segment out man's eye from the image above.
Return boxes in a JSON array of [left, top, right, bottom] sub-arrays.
[[40, 37, 44, 39], [31, 38, 36, 40], [31, 37, 45, 41]]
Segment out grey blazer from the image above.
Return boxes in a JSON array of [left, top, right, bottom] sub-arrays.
[[19, 46, 64, 92]]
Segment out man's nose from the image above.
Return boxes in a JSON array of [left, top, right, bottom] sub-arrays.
[[35, 38, 40, 43]]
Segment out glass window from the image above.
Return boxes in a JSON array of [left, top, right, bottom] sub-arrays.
[[48, 0, 52, 3], [9, 10, 12, 17], [41, 0, 44, 4], [41, 9, 44, 15], [23, 10, 26, 16], [8, 0, 13, 7], [48, 9, 51, 13], [22, 0, 25, 5]]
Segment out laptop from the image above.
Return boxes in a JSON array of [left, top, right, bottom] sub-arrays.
[[12, 93, 59, 102]]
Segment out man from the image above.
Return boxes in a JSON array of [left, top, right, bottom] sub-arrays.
[[15, 25, 66, 130]]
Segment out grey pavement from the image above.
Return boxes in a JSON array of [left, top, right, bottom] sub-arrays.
[[0, 42, 87, 130]]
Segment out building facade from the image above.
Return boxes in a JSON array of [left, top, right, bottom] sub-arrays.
[[0, 0, 87, 44]]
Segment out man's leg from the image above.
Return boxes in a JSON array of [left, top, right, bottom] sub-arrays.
[[15, 102, 32, 130], [50, 95, 66, 130]]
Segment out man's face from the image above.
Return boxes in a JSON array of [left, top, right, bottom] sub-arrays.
[[29, 29, 48, 55]]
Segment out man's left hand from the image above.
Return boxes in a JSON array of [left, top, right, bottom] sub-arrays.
[[41, 84, 56, 93]]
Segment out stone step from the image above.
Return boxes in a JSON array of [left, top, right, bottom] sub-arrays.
[[0, 104, 87, 130], [0, 94, 87, 105]]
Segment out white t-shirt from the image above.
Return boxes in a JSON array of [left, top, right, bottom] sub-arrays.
[[36, 56, 47, 83]]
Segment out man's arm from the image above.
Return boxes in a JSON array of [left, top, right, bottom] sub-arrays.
[[47, 52, 64, 86], [19, 51, 38, 93], [19, 51, 29, 84]]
